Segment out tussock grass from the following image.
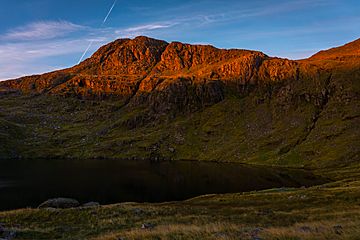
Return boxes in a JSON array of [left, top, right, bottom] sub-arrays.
[[1, 179, 360, 239]]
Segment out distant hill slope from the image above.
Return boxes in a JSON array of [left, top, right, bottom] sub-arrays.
[[310, 38, 360, 60], [0, 37, 359, 169]]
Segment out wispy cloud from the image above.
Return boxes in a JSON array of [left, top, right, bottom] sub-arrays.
[[124, 0, 333, 27], [2, 21, 84, 41], [0, 39, 90, 80], [123, 23, 176, 33], [0, 20, 96, 80], [227, 17, 360, 41], [112, 0, 334, 38], [0, 39, 87, 61], [113, 22, 178, 39], [182, 0, 334, 25]]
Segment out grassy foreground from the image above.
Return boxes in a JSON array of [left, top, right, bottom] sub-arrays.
[[1, 171, 360, 240]]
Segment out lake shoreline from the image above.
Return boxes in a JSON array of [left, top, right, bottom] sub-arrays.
[[0, 158, 328, 211]]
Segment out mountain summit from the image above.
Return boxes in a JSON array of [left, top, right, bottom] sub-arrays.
[[0, 37, 359, 167], [2, 36, 359, 103]]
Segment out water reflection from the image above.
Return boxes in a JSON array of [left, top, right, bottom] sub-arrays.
[[0, 159, 326, 210]]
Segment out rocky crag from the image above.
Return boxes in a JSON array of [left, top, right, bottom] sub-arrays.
[[0, 37, 359, 169]]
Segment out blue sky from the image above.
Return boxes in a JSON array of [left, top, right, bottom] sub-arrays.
[[0, 0, 359, 80]]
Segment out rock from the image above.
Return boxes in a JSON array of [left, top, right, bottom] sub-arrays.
[[300, 194, 307, 199], [333, 225, 343, 235], [213, 232, 227, 238], [0, 223, 17, 240], [251, 227, 263, 234], [2, 230, 16, 240], [250, 227, 264, 239], [38, 198, 80, 209], [43, 207, 60, 212], [299, 226, 312, 233], [133, 208, 144, 215], [141, 223, 155, 229], [82, 202, 100, 208]]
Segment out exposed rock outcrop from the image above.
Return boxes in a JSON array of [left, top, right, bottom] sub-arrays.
[[0, 36, 295, 109], [0, 36, 359, 166], [38, 198, 80, 209]]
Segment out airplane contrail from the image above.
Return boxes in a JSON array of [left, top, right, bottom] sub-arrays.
[[78, 41, 94, 65], [78, 0, 118, 64], [103, 0, 118, 25]]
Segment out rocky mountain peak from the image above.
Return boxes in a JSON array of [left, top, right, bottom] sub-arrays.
[[1, 36, 360, 108], [72, 36, 168, 75]]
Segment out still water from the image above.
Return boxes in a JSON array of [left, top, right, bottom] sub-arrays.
[[0, 159, 326, 210]]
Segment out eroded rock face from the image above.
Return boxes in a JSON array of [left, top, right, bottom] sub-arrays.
[[73, 36, 168, 76], [150, 41, 266, 77], [135, 78, 225, 114], [0, 72, 72, 94], [1, 36, 359, 115], [0, 37, 264, 95]]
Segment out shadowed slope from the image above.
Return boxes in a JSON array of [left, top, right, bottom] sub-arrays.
[[0, 37, 359, 170]]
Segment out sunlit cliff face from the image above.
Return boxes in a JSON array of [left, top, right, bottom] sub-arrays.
[[1, 36, 359, 106]]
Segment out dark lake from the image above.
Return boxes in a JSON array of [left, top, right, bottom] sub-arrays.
[[0, 159, 326, 211]]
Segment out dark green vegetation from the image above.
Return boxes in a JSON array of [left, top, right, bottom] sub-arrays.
[[0, 67, 359, 170], [0, 37, 360, 239]]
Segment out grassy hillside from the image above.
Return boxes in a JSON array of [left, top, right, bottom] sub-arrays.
[[1, 71, 359, 170], [0, 37, 359, 171]]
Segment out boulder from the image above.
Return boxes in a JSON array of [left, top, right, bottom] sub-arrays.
[[333, 225, 343, 235], [82, 202, 100, 208], [141, 223, 155, 229], [1, 230, 16, 240], [38, 198, 80, 209], [133, 208, 144, 215]]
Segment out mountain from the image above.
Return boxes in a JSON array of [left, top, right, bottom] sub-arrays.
[[0, 36, 359, 169], [310, 38, 360, 60]]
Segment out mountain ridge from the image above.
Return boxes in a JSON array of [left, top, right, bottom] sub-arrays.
[[310, 38, 360, 60], [2, 36, 359, 98], [0, 37, 359, 168]]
